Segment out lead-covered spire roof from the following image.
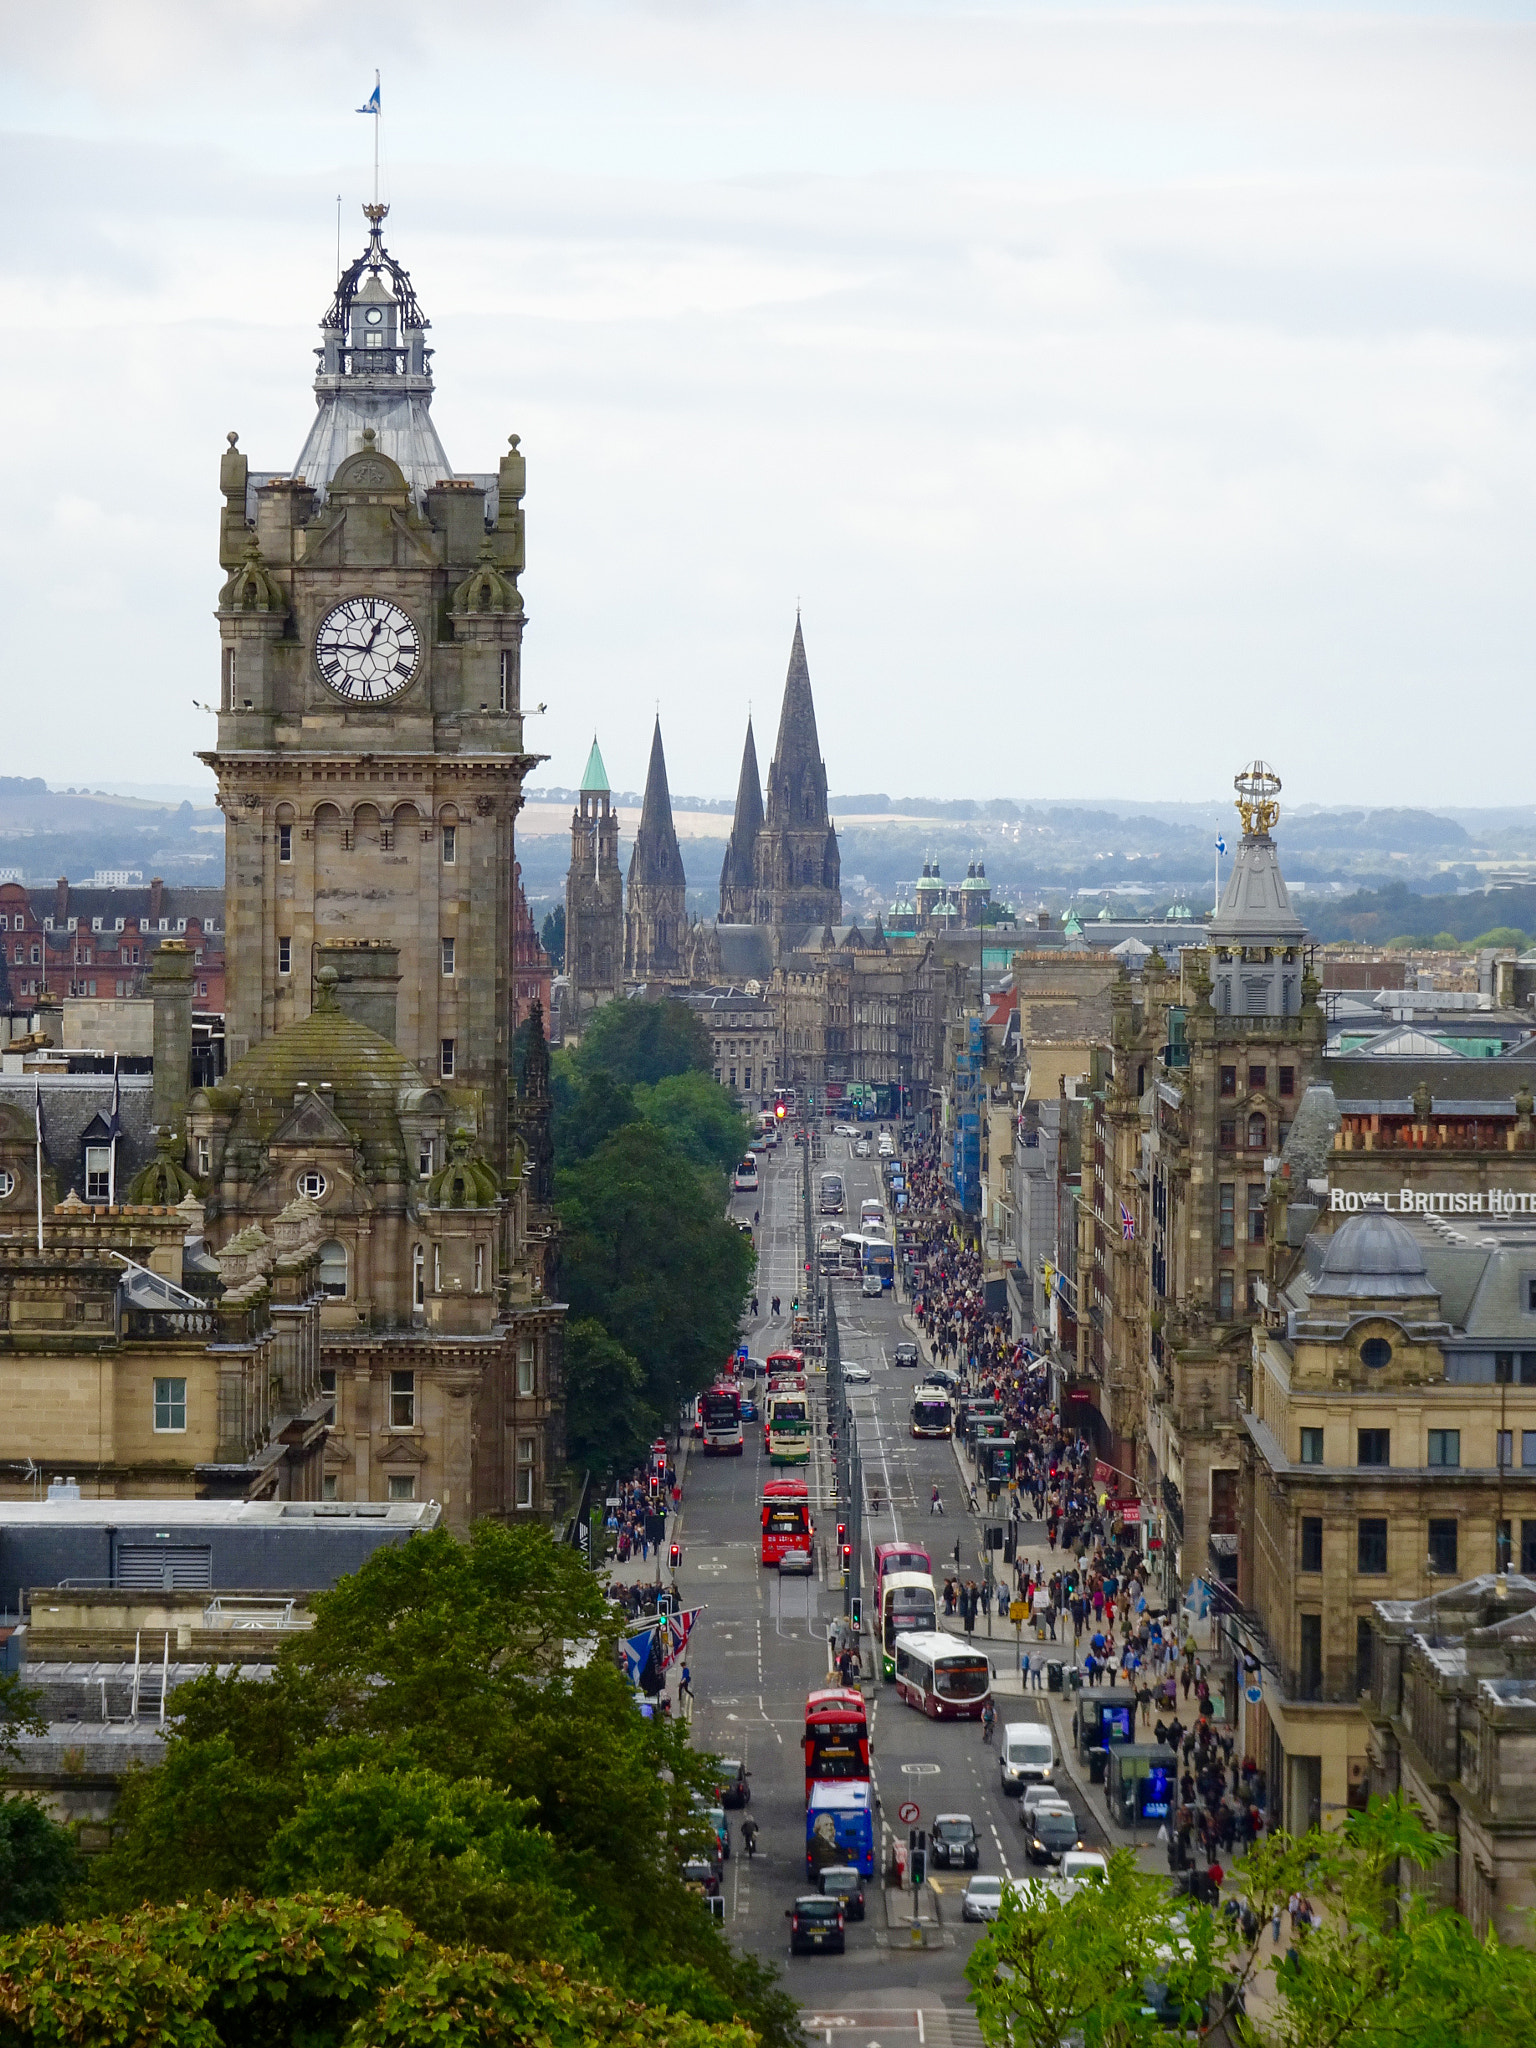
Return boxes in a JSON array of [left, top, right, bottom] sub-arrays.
[[721, 716, 764, 893], [631, 717, 686, 887]]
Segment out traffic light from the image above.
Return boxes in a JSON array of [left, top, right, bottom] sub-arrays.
[[849, 1593, 862, 1632], [774, 1098, 787, 1122], [668, 1542, 681, 1572], [840, 1543, 852, 1576], [836, 1523, 846, 1546]]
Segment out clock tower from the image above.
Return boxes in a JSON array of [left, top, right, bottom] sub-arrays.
[[204, 204, 539, 1172]]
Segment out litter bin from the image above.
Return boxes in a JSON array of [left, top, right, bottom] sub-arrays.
[[1088, 1745, 1110, 1785], [1047, 1660, 1063, 1694], [1067, 1667, 1082, 1692]]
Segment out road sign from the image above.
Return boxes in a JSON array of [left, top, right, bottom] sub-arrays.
[[1010, 1599, 1027, 1624], [897, 1799, 920, 1824]]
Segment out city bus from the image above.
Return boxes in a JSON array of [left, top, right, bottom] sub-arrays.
[[874, 1541, 932, 1614], [760, 1479, 813, 1566], [818, 1171, 845, 1215], [766, 1349, 804, 1376], [880, 1569, 938, 1681], [764, 1380, 810, 1465], [817, 1223, 842, 1272], [861, 1237, 895, 1288], [859, 1199, 884, 1233], [700, 1382, 744, 1456], [892, 1630, 993, 1721], [806, 1781, 874, 1879], [910, 1388, 953, 1439], [733, 1155, 759, 1194], [804, 1687, 870, 1800]]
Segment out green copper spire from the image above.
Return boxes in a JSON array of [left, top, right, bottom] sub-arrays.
[[579, 735, 609, 794]]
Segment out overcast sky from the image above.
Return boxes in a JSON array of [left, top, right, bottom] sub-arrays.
[[3, 1, 1533, 810]]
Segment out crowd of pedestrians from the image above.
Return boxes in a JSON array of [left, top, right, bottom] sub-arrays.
[[899, 1138, 1270, 1881]]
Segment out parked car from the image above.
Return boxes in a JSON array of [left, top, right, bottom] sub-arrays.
[[817, 1866, 866, 1920], [834, 1123, 859, 1137], [681, 1859, 720, 1898], [892, 1342, 920, 1368], [787, 1896, 846, 1953], [930, 1814, 980, 1870], [694, 1802, 731, 1861], [962, 1874, 1005, 1922]]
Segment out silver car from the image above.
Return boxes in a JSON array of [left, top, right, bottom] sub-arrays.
[[962, 1874, 1005, 1922], [778, 1547, 815, 1576]]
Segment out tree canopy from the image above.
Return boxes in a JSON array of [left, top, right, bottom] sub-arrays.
[[76, 1523, 796, 2048], [966, 1796, 1535, 2048], [576, 1000, 712, 1089], [0, 1894, 758, 2048]]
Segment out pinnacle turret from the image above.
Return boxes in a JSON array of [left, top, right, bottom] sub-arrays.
[[720, 716, 764, 920], [625, 719, 688, 980]]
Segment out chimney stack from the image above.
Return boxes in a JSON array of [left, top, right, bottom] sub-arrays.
[[149, 939, 196, 1138], [314, 940, 401, 1044]]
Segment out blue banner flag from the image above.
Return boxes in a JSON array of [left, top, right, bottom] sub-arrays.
[[621, 1625, 657, 1686], [357, 80, 380, 114]]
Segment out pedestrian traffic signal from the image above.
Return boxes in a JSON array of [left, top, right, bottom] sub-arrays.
[[668, 1542, 681, 1571], [850, 1594, 862, 1631]]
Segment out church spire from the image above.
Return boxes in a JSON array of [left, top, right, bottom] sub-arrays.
[[772, 614, 823, 784], [719, 716, 764, 920], [631, 717, 686, 888]]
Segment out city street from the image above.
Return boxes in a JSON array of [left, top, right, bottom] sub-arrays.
[[668, 1129, 1108, 2037]]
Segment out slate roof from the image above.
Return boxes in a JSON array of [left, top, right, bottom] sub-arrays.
[[1208, 829, 1305, 945], [715, 925, 774, 982], [0, 1074, 157, 1197]]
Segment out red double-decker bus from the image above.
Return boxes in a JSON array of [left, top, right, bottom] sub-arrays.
[[804, 1686, 870, 1801], [766, 1349, 804, 1378], [761, 1479, 812, 1566], [701, 1382, 744, 1456]]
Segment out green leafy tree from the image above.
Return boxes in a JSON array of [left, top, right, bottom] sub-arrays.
[[968, 1797, 1536, 2048], [0, 1894, 757, 2048], [0, 1800, 82, 1933], [0, 1671, 45, 1766], [554, 1069, 638, 1166], [562, 1317, 653, 1476], [84, 1524, 797, 2048], [558, 1124, 755, 1419], [634, 1070, 751, 1184], [576, 1000, 711, 1089], [540, 904, 566, 970]]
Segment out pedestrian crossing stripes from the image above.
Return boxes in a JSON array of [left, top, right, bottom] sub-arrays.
[[797, 2009, 985, 2048]]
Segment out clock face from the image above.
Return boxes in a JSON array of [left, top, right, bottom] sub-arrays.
[[314, 597, 421, 702]]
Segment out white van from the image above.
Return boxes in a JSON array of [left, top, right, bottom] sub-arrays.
[[999, 1721, 1055, 1795], [878, 1132, 895, 1158]]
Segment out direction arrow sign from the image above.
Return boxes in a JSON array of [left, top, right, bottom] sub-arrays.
[[897, 1799, 920, 1825]]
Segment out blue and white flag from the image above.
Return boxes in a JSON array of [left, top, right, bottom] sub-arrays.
[[621, 1624, 657, 1686], [1214, 836, 1227, 857], [357, 79, 380, 115]]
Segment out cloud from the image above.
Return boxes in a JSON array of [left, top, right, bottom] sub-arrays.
[[1, 1, 1532, 807]]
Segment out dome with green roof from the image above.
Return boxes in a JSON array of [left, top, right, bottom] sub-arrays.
[[960, 861, 988, 893], [203, 971, 445, 1183], [1063, 908, 1084, 938]]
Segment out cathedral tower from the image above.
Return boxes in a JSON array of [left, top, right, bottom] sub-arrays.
[[565, 735, 622, 1011], [204, 204, 538, 1176], [719, 716, 763, 922], [625, 718, 688, 981], [753, 617, 841, 937]]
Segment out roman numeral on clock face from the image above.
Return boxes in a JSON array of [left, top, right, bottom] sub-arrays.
[[314, 596, 421, 702]]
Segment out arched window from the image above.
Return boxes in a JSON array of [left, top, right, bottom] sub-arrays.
[[1248, 1113, 1267, 1150], [318, 1239, 348, 1298]]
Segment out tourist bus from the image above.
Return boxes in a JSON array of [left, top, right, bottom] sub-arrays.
[[764, 1380, 810, 1465], [760, 1478, 812, 1566], [860, 1199, 884, 1233], [818, 1171, 845, 1216], [892, 1630, 993, 1721], [817, 1223, 842, 1272], [910, 1388, 953, 1439], [880, 1569, 938, 1681], [700, 1382, 744, 1456], [804, 1686, 870, 1800], [765, 1349, 804, 1377], [733, 1155, 759, 1194]]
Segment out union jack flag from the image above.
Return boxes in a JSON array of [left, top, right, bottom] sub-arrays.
[[1119, 1202, 1136, 1243]]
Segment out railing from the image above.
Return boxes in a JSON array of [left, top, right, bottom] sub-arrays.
[[124, 1307, 215, 1341], [1162, 1475, 1184, 1539]]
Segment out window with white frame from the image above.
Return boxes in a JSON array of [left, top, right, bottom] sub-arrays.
[[196, 1137, 212, 1177], [440, 1038, 455, 1078], [474, 1241, 485, 1292], [298, 1169, 327, 1200], [499, 647, 512, 712], [390, 1369, 416, 1429], [441, 936, 455, 977], [154, 1377, 187, 1432], [318, 1238, 348, 1296], [0, 1170, 15, 1198], [418, 1140, 434, 1179], [278, 937, 292, 976], [442, 825, 457, 865], [85, 1144, 111, 1202], [413, 1242, 425, 1309], [516, 1434, 537, 1508], [517, 1341, 536, 1398]]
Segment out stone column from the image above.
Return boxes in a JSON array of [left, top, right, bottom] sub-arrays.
[[149, 940, 196, 1141]]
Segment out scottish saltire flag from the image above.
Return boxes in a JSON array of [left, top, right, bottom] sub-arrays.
[[357, 80, 380, 114], [1215, 836, 1227, 857], [621, 1625, 657, 1686], [1119, 1202, 1136, 1243]]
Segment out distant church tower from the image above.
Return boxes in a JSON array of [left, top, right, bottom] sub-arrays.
[[753, 617, 841, 936], [719, 716, 763, 923], [565, 735, 622, 1012], [625, 718, 688, 980]]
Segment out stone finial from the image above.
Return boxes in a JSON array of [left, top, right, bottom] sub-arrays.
[[1412, 1079, 1433, 1124], [314, 966, 341, 1014], [218, 538, 287, 615], [450, 538, 521, 616]]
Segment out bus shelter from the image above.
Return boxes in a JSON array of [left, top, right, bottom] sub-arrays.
[[1103, 1744, 1178, 1831]]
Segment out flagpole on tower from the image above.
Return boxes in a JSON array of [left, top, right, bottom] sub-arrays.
[[356, 70, 382, 208]]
